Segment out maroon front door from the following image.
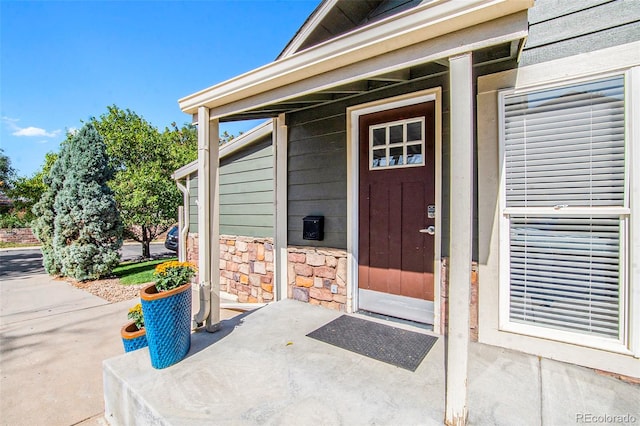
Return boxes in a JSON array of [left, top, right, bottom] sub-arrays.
[[358, 102, 435, 318]]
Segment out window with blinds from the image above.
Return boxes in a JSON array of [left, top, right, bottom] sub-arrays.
[[501, 75, 627, 342]]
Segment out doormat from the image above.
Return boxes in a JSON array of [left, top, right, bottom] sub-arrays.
[[306, 315, 437, 372]]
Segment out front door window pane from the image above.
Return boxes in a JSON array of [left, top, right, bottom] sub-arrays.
[[407, 122, 422, 141], [369, 118, 425, 170], [372, 128, 386, 146], [389, 125, 404, 144]]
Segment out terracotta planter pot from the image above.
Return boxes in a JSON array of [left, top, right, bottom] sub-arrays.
[[140, 283, 192, 369], [120, 321, 148, 353]]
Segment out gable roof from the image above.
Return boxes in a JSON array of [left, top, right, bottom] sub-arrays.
[[278, 0, 426, 59]]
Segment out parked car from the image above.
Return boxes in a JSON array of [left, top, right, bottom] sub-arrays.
[[164, 226, 179, 252]]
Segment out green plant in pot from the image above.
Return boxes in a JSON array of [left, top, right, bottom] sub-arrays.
[[140, 261, 196, 369], [121, 303, 148, 352], [128, 303, 145, 329], [153, 261, 196, 291]]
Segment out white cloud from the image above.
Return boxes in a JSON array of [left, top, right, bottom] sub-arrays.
[[2, 116, 19, 125], [2, 116, 61, 138], [12, 126, 61, 137]]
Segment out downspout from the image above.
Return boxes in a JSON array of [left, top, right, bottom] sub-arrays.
[[175, 173, 210, 328], [193, 268, 211, 328]]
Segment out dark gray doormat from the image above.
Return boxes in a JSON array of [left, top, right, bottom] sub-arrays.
[[306, 315, 438, 371]]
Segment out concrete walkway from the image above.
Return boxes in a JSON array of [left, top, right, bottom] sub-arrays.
[[0, 269, 132, 426], [104, 299, 639, 426], [0, 247, 147, 426], [0, 246, 235, 426]]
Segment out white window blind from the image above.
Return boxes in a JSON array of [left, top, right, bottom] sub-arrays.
[[504, 76, 625, 208], [509, 216, 621, 337], [502, 75, 626, 340]]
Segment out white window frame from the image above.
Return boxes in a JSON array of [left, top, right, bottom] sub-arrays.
[[369, 117, 426, 170], [498, 71, 635, 354]]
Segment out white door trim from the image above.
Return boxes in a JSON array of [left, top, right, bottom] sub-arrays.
[[346, 88, 443, 330]]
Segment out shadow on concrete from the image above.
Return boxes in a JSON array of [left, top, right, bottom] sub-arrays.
[[0, 250, 44, 278], [187, 309, 259, 358]]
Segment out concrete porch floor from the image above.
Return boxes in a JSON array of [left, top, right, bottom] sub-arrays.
[[103, 299, 639, 426]]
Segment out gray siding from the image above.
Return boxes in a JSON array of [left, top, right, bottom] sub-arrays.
[[287, 111, 348, 249], [287, 76, 451, 253], [185, 136, 275, 237], [219, 137, 274, 238], [521, 0, 640, 66]]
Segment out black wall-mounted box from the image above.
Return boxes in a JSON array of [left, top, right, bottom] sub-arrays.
[[303, 216, 324, 241]]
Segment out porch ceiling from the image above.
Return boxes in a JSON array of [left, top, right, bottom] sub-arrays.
[[218, 41, 521, 122]]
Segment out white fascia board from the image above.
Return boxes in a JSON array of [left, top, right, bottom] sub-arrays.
[[278, 0, 338, 59], [171, 161, 198, 180], [178, 0, 533, 116], [171, 119, 274, 180]]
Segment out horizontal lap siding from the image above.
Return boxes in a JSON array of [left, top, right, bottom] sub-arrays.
[[288, 112, 348, 248], [521, 0, 640, 66], [219, 137, 274, 238], [287, 76, 450, 253]]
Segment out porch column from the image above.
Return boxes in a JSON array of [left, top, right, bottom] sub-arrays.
[[274, 113, 288, 301], [197, 106, 221, 332], [445, 52, 473, 426]]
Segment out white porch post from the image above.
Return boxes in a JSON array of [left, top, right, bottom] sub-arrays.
[[197, 106, 221, 332], [445, 52, 473, 426], [274, 114, 288, 301]]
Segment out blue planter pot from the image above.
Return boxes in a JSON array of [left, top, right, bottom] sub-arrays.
[[140, 283, 192, 369], [121, 322, 148, 352]]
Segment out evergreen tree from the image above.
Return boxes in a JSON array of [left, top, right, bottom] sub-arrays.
[[32, 145, 67, 275], [33, 124, 123, 280]]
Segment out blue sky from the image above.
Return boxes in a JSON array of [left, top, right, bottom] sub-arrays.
[[1, 0, 319, 177]]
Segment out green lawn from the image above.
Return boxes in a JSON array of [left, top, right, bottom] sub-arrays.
[[0, 242, 41, 249], [113, 257, 177, 285]]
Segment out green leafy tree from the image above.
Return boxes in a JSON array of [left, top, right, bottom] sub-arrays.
[[91, 106, 196, 258], [32, 124, 123, 280], [6, 153, 57, 225], [0, 148, 15, 191], [0, 148, 16, 220]]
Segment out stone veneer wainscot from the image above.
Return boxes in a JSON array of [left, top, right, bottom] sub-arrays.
[[287, 246, 348, 311], [186, 234, 275, 303]]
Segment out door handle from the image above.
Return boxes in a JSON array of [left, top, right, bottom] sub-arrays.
[[419, 226, 435, 235]]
